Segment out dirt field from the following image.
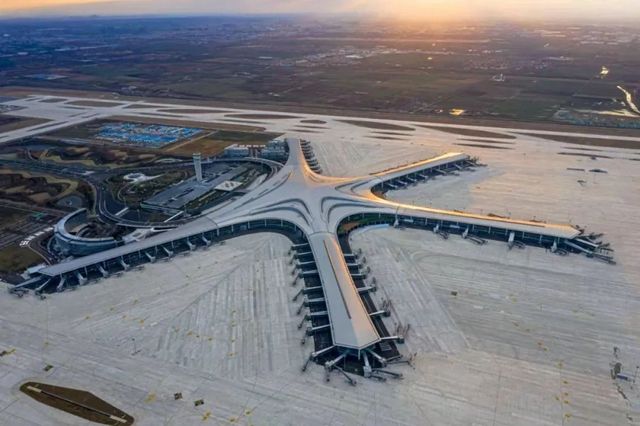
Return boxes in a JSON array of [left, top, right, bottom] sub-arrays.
[[460, 138, 516, 145], [0, 115, 49, 133], [164, 129, 281, 156], [36, 145, 163, 168], [295, 124, 328, 130], [419, 125, 517, 139], [371, 130, 412, 136], [226, 113, 301, 120], [37, 97, 66, 103], [338, 119, 416, 131], [0, 169, 81, 206], [287, 128, 322, 134], [0, 205, 24, 229], [454, 142, 514, 150], [557, 152, 613, 159], [123, 104, 166, 109], [20, 382, 134, 425], [0, 245, 43, 274], [164, 136, 233, 156], [159, 108, 231, 114], [516, 132, 640, 150], [67, 100, 125, 108], [367, 135, 407, 141]]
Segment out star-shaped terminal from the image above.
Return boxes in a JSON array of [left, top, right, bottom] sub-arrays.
[[13, 138, 613, 379]]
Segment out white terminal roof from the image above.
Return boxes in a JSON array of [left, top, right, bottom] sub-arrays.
[[309, 232, 380, 349], [37, 138, 581, 351]]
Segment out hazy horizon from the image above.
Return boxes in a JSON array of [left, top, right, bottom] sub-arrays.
[[1, 0, 639, 22]]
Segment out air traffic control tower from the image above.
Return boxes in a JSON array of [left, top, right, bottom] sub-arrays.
[[192, 152, 203, 182]]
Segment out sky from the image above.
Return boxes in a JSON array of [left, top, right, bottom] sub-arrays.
[[1, 0, 639, 21]]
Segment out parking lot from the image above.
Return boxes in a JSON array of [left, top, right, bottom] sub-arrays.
[[97, 122, 203, 147]]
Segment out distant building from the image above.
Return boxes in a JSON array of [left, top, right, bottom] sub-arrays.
[[223, 139, 288, 162], [259, 138, 288, 161], [223, 144, 250, 158]]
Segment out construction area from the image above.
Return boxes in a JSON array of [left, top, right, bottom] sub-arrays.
[[0, 94, 639, 425], [96, 122, 202, 147]]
